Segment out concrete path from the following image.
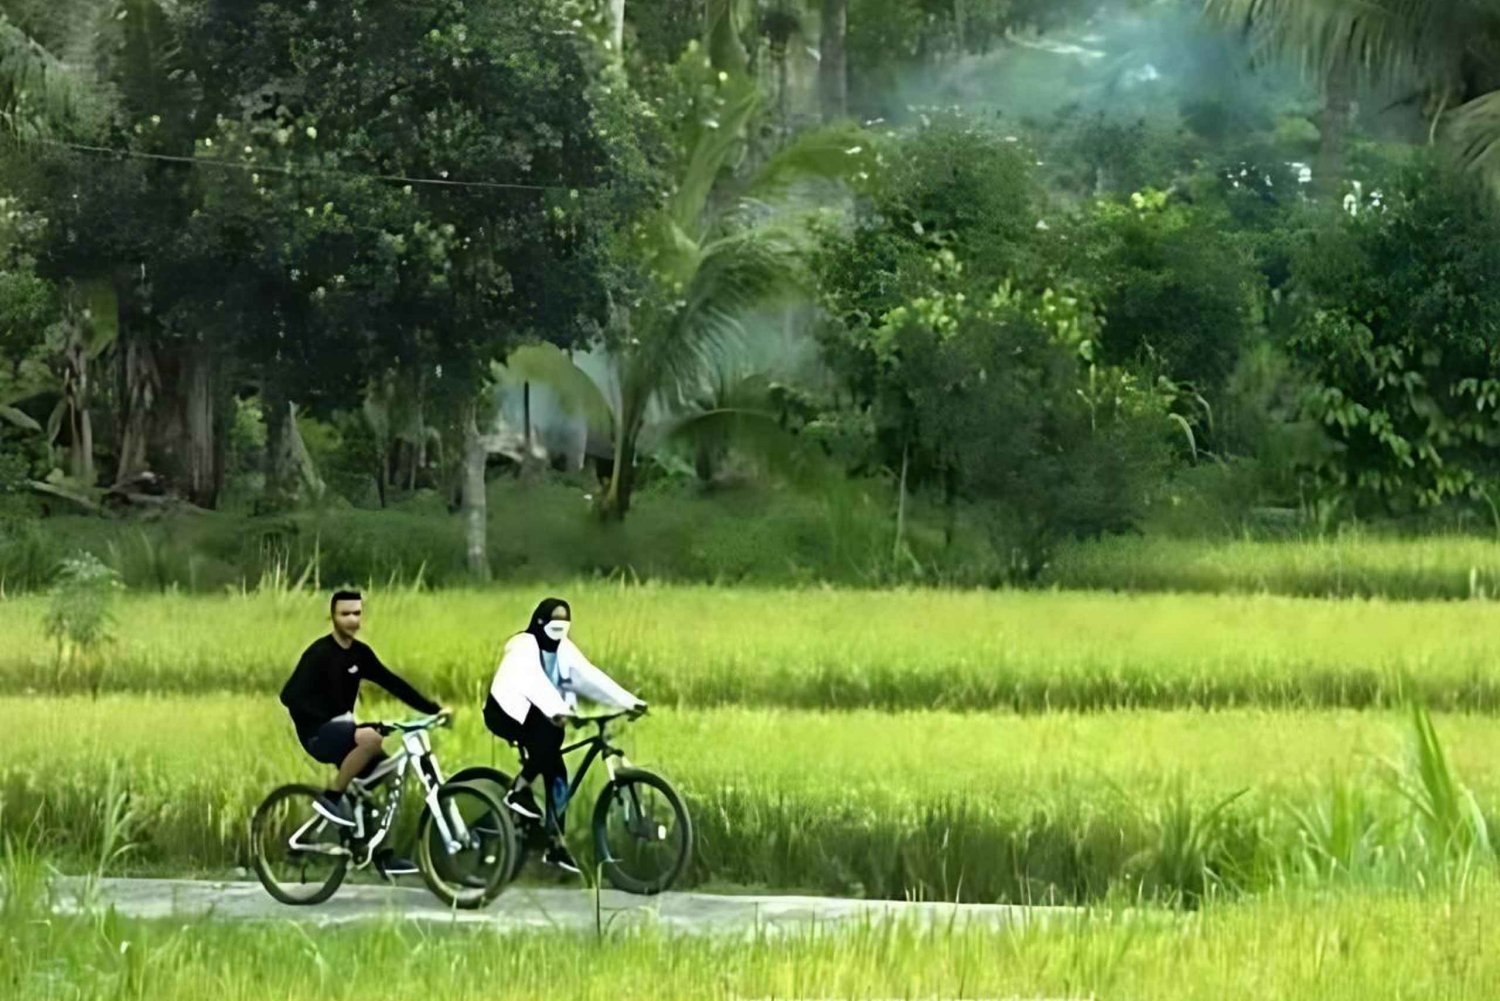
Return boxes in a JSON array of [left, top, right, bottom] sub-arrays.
[[52, 877, 1080, 936]]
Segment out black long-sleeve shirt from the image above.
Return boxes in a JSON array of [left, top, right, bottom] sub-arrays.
[[279, 635, 440, 738]]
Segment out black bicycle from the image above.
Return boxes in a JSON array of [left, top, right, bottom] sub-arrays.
[[250, 712, 515, 909], [450, 708, 692, 895]]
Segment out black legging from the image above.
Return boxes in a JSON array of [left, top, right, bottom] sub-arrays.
[[483, 697, 569, 832]]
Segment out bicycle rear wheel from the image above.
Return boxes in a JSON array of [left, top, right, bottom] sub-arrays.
[[447, 765, 531, 881], [250, 784, 349, 905], [591, 768, 692, 895], [416, 781, 514, 908]]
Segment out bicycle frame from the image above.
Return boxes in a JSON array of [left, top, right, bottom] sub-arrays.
[[556, 716, 631, 803], [285, 719, 475, 866]]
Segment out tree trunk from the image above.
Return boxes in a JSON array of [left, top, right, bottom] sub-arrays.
[[182, 343, 218, 507], [818, 0, 847, 122], [519, 380, 543, 479], [607, 0, 625, 62], [892, 438, 909, 564], [1316, 59, 1353, 202], [943, 468, 958, 549], [263, 377, 295, 509], [64, 342, 95, 487], [113, 329, 157, 487], [461, 401, 490, 579], [780, 45, 791, 136], [601, 423, 638, 521], [695, 441, 715, 485]]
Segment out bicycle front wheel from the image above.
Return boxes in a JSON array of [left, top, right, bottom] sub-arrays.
[[591, 768, 692, 895], [250, 784, 349, 905], [416, 781, 514, 908]]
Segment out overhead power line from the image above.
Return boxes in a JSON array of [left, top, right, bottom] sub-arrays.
[[24, 136, 579, 194]]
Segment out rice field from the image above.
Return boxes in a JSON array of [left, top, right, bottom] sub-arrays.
[[3, 575, 1497, 994], [1048, 532, 1500, 600], [3, 585, 1500, 710], [2, 696, 1494, 903]]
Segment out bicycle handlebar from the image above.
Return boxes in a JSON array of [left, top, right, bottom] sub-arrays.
[[564, 704, 648, 730], [371, 710, 452, 736]]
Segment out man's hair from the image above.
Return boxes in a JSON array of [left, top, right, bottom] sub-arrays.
[[330, 589, 362, 615]]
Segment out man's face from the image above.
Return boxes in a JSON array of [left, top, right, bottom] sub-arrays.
[[332, 599, 363, 639]]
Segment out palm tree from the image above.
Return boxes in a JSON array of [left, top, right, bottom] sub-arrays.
[[1204, 0, 1500, 192], [531, 6, 869, 519]]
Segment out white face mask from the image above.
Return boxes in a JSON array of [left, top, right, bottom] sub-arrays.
[[543, 620, 571, 643]]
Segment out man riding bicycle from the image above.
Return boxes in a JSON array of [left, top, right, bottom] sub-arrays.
[[483, 596, 646, 875], [280, 590, 451, 836]]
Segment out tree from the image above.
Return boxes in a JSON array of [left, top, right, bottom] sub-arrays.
[[577, 12, 870, 519], [848, 268, 1172, 577], [813, 114, 1043, 491], [1286, 156, 1500, 517], [1060, 188, 1262, 399], [193, 0, 657, 564], [815, 113, 1175, 570], [1204, 0, 1500, 193]]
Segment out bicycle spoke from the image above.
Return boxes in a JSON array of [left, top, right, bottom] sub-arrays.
[[252, 786, 348, 905]]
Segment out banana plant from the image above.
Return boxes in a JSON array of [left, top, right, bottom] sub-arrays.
[[43, 280, 118, 488]]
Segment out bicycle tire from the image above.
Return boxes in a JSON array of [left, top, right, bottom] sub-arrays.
[[447, 765, 532, 881], [250, 784, 349, 906], [416, 781, 514, 908], [591, 768, 692, 895]]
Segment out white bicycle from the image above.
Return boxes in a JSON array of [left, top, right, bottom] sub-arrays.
[[250, 712, 515, 909]]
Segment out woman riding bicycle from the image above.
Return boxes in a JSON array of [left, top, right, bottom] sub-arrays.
[[483, 596, 646, 875]]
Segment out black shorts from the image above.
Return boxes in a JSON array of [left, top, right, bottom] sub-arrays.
[[301, 717, 358, 764]]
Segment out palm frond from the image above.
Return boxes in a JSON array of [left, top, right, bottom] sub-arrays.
[[0, 14, 79, 136], [747, 122, 879, 201], [637, 226, 805, 406], [671, 77, 761, 239], [497, 343, 615, 437], [0, 404, 41, 431], [1203, 0, 1477, 88], [664, 404, 830, 489], [1446, 89, 1500, 184]]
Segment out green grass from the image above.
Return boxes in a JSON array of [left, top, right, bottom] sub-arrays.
[[1048, 532, 1500, 599], [4, 585, 1500, 710], [3, 696, 1494, 903], [4, 873, 1500, 1000], [11, 486, 1500, 598], [0, 478, 900, 593]]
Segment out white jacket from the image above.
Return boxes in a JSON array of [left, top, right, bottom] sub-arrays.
[[488, 631, 641, 724]]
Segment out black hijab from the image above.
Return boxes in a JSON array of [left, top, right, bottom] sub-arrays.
[[526, 597, 572, 653]]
